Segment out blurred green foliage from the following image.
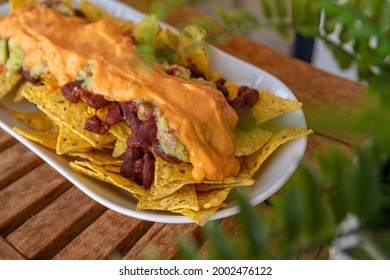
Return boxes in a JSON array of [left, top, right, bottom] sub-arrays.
[[145, 0, 390, 259]]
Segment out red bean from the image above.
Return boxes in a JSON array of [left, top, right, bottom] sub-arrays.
[[125, 147, 144, 160], [84, 115, 110, 135], [238, 86, 259, 108], [73, 9, 87, 19], [61, 81, 82, 103], [120, 158, 143, 179], [85, 93, 110, 109], [20, 69, 41, 84], [150, 140, 181, 163], [230, 95, 256, 131], [188, 65, 205, 79], [216, 83, 229, 99], [142, 152, 155, 188], [126, 117, 157, 148], [119, 102, 137, 128], [105, 104, 122, 125]]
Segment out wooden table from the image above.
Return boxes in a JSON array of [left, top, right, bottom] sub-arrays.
[[0, 0, 365, 260]]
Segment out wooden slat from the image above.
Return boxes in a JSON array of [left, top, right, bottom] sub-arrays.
[[0, 164, 71, 235], [123, 223, 200, 260], [6, 187, 106, 259], [0, 143, 43, 190], [53, 210, 153, 260], [0, 236, 25, 260], [0, 129, 17, 152]]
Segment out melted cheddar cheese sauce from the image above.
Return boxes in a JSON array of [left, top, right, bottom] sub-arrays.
[[0, 6, 240, 181]]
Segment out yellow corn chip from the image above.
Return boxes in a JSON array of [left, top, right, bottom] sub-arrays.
[[173, 206, 223, 226], [225, 81, 241, 100], [152, 157, 254, 198], [12, 110, 53, 132], [245, 127, 313, 176], [22, 86, 115, 147], [13, 80, 34, 102], [252, 90, 303, 124], [56, 123, 92, 155], [10, 0, 72, 11], [112, 139, 127, 158], [103, 164, 121, 173], [234, 127, 273, 156], [196, 187, 231, 209], [70, 160, 145, 196], [137, 184, 199, 212], [12, 127, 57, 149], [67, 150, 123, 165], [0, 71, 22, 100], [109, 122, 132, 143]]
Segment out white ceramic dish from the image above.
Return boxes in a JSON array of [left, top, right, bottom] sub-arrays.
[[0, 0, 308, 224]]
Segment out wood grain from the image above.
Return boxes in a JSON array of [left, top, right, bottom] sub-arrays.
[[0, 164, 72, 235], [54, 210, 153, 260], [123, 223, 200, 260], [0, 236, 25, 260], [0, 143, 43, 190], [7, 187, 106, 259], [0, 129, 16, 152]]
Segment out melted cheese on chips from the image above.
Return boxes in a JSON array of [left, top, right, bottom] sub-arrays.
[[0, 6, 240, 181]]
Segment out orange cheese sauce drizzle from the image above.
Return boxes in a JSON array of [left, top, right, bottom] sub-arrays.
[[0, 7, 240, 181]]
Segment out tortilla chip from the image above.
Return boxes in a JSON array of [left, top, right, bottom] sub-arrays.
[[245, 127, 313, 176], [0, 71, 22, 100], [22, 85, 115, 147], [195, 183, 231, 192], [252, 90, 302, 124], [56, 123, 92, 155], [173, 206, 222, 226], [67, 150, 123, 165], [197, 187, 231, 209], [234, 127, 273, 156], [137, 184, 199, 212], [103, 164, 121, 173], [12, 110, 53, 132], [12, 127, 57, 149], [224, 81, 241, 100], [13, 80, 34, 102], [112, 139, 127, 158], [152, 157, 254, 198], [109, 122, 132, 143], [70, 160, 145, 196]]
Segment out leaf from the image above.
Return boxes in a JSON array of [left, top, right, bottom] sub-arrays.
[[258, 0, 272, 19], [233, 188, 269, 258], [203, 221, 236, 260]]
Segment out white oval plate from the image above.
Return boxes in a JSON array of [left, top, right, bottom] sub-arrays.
[[0, 0, 308, 224]]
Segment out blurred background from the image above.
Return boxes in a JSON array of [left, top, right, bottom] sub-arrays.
[[196, 0, 358, 82]]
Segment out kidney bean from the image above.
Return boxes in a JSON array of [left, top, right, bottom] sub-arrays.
[[126, 117, 157, 148], [119, 102, 137, 128], [216, 83, 229, 99], [20, 69, 41, 84], [150, 140, 181, 163], [238, 86, 259, 108], [142, 152, 155, 188], [120, 158, 143, 179], [73, 9, 87, 19], [61, 81, 82, 103], [188, 65, 205, 79], [105, 104, 122, 125], [230, 95, 256, 131], [84, 115, 110, 135], [125, 147, 144, 160], [85, 93, 110, 109]]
